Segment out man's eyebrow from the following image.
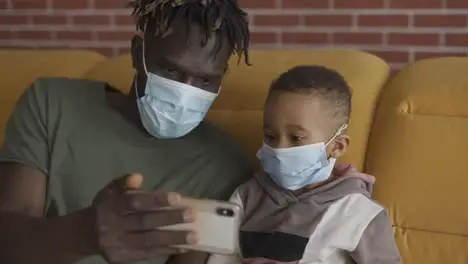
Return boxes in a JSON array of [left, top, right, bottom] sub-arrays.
[[157, 57, 225, 78]]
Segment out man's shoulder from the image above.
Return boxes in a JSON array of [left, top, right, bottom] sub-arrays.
[[28, 77, 107, 100]]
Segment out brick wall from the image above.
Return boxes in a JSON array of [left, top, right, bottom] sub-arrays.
[[1, 0, 468, 71]]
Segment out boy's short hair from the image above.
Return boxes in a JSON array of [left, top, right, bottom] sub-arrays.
[[269, 65, 352, 125]]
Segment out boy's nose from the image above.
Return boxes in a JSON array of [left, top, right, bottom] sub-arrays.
[[274, 139, 290, 149]]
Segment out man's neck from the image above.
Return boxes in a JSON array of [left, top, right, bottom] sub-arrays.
[[106, 80, 145, 133]]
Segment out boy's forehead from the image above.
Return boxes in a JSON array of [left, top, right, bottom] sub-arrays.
[[264, 92, 334, 132]]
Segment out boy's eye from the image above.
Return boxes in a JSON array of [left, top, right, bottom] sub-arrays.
[[264, 133, 275, 142], [292, 135, 305, 142]]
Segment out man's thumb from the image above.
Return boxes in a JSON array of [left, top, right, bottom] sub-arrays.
[[125, 173, 143, 189], [107, 173, 143, 192]]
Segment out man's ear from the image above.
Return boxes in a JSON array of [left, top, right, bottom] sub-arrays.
[[329, 134, 350, 159], [131, 35, 143, 71]]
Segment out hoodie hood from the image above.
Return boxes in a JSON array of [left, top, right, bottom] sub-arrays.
[[255, 163, 376, 206]]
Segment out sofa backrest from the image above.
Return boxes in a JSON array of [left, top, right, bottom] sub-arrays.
[[0, 50, 106, 142], [84, 50, 389, 170], [208, 49, 389, 170], [366, 57, 468, 264]]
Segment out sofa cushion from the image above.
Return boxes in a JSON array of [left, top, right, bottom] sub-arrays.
[[366, 57, 468, 264]]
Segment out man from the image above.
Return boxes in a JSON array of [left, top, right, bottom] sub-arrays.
[[0, 0, 252, 263]]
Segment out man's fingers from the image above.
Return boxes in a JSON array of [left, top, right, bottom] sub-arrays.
[[121, 191, 182, 212], [123, 208, 195, 230], [106, 247, 186, 264], [123, 230, 198, 248]]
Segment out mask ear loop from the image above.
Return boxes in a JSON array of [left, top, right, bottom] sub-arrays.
[[325, 124, 348, 147], [137, 23, 149, 98], [321, 124, 347, 165]]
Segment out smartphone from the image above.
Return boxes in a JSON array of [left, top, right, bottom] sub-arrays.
[[158, 197, 241, 255]]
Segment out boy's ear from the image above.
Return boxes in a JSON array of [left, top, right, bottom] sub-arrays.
[[329, 134, 350, 159]]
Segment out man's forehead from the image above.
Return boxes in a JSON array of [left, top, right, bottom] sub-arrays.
[[144, 25, 231, 75]]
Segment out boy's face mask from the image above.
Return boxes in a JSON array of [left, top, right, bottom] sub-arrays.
[[135, 41, 219, 139], [257, 124, 347, 190]]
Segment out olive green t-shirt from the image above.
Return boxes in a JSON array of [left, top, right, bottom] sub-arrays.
[[0, 77, 253, 264]]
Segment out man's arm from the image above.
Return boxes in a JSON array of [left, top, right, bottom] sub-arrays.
[[0, 163, 97, 263], [349, 210, 402, 264], [0, 81, 97, 263]]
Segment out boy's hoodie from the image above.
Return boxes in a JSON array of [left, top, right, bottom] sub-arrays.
[[226, 164, 400, 264]]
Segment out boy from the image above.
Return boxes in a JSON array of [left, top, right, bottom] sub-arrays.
[[173, 65, 402, 264]]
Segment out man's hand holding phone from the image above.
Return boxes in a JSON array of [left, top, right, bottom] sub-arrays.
[[90, 174, 197, 264]]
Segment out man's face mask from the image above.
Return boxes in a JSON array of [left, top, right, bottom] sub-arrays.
[[135, 41, 219, 139]]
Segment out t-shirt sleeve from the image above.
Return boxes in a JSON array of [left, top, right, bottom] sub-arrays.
[[0, 80, 49, 175], [349, 210, 402, 264]]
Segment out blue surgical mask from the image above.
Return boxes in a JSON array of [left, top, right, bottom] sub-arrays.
[[257, 124, 347, 190], [135, 42, 218, 139]]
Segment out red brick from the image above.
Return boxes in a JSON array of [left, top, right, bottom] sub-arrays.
[[334, 0, 384, 8], [251, 32, 277, 44], [305, 15, 352, 27], [71, 15, 110, 25], [0, 30, 14, 39], [254, 15, 300, 27], [56, 31, 93, 40], [52, 0, 89, 8], [414, 51, 466, 60], [446, 34, 468, 46], [0, 1, 9, 9], [390, 0, 442, 8], [414, 15, 467, 27], [96, 30, 135, 41], [388, 33, 440, 46], [17, 30, 52, 40], [365, 50, 410, 63], [358, 15, 409, 27], [447, 0, 468, 8], [94, 0, 133, 9], [238, 0, 276, 8], [117, 47, 131, 55], [333, 32, 382, 45], [12, 0, 47, 9], [0, 15, 28, 25], [115, 15, 135, 26], [282, 32, 328, 44], [32, 15, 67, 25], [282, 0, 329, 9]]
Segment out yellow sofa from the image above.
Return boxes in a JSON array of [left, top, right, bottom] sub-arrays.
[[1, 49, 467, 264]]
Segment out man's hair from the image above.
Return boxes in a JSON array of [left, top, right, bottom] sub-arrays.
[[129, 0, 250, 65], [269, 65, 352, 124]]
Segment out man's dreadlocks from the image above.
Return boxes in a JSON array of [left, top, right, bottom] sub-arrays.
[[129, 0, 250, 65]]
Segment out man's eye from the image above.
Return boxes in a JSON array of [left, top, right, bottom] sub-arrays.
[[165, 68, 178, 75], [202, 78, 211, 86]]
